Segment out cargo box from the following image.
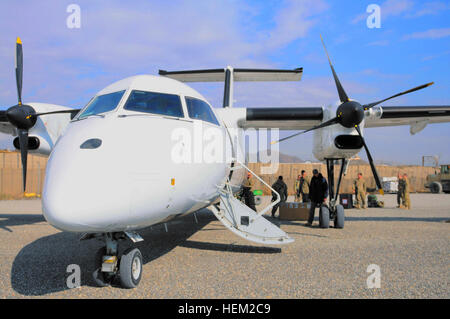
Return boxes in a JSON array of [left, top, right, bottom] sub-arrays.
[[278, 202, 310, 221]]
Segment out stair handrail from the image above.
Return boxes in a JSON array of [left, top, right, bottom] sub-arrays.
[[231, 158, 281, 217]]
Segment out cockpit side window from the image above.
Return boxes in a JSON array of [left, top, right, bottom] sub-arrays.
[[185, 97, 220, 126], [78, 90, 125, 119], [124, 90, 184, 118]]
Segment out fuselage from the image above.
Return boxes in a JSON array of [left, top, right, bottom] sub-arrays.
[[41, 75, 245, 233]]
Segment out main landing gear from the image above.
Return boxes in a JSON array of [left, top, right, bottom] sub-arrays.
[[86, 232, 144, 288], [319, 158, 347, 229]]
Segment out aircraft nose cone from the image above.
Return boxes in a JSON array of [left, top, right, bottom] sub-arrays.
[[41, 121, 132, 232]]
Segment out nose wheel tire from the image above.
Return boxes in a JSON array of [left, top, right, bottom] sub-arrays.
[[119, 248, 143, 289], [319, 205, 330, 228], [334, 204, 345, 229]]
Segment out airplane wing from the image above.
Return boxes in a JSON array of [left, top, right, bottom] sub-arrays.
[[365, 105, 450, 128], [220, 105, 450, 132], [216, 106, 323, 130], [239, 107, 323, 130], [0, 116, 15, 135]]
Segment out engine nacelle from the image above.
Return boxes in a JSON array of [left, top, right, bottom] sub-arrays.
[[13, 135, 52, 155], [313, 105, 365, 161]]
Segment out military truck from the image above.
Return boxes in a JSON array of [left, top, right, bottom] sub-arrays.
[[425, 164, 450, 193]]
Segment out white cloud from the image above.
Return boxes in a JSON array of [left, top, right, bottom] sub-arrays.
[[407, 1, 450, 18], [264, 0, 329, 50], [0, 0, 331, 108], [366, 40, 389, 46], [403, 28, 450, 40]]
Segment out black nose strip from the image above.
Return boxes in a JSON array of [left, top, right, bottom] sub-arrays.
[[80, 138, 102, 149]]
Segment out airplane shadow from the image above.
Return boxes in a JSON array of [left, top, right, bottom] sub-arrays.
[[10, 208, 281, 296], [344, 216, 449, 222], [0, 214, 45, 233], [179, 240, 281, 254]]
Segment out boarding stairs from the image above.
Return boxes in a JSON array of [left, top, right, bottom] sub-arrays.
[[210, 160, 294, 245]]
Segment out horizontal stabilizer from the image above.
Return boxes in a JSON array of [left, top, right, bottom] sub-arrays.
[[159, 67, 303, 82]]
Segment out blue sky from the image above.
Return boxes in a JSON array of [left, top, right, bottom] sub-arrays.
[[0, 0, 449, 164]]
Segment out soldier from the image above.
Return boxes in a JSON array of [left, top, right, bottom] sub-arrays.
[[242, 172, 256, 211], [307, 169, 328, 226], [294, 175, 301, 202], [402, 173, 411, 210], [353, 173, 367, 209], [397, 173, 405, 208], [299, 170, 310, 203], [271, 176, 288, 218]]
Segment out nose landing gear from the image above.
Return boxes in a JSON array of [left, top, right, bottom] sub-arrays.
[[90, 232, 143, 288]]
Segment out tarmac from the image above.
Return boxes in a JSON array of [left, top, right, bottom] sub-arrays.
[[0, 194, 448, 298]]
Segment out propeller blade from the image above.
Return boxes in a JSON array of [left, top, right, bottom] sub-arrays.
[[33, 109, 81, 118], [320, 35, 349, 103], [17, 128, 29, 191], [15, 37, 23, 105], [271, 117, 339, 144], [363, 82, 434, 110], [354, 125, 384, 194]]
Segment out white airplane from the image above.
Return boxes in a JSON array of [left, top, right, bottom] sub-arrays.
[[1, 37, 449, 288]]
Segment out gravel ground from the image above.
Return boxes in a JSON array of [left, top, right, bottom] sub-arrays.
[[0, 194, 448, 298]]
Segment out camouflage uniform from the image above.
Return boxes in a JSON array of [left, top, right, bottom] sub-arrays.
[[299, 176, 310, 202], [402, 177, 411, 209], [353, 178, 367, 209], [294, 179, 301, 202]]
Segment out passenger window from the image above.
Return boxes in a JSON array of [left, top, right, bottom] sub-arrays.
[[185, 97, 220, 125], [124, 90, 184, 118]]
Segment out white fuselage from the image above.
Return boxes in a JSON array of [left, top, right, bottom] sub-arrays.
[[41, 75, 245, 233]]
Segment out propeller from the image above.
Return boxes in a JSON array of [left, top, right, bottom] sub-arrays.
[[272, 35, 434, 193], [0, 38, 78, 191]]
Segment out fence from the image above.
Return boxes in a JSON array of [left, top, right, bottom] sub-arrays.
[[0, 151, 47, 199], [0, 150, 435, 199], [247, 162, 435, 195]]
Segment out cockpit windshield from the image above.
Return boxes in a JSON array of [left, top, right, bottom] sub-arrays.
[[78, 90, 125, 119]]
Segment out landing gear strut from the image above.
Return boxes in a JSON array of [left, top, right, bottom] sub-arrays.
[[319, 158, 346, 229], [91, 232, 143, 288]]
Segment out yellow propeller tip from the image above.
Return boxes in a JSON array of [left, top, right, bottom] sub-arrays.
[[16, 37, 22, 44], [270, 141, 277, 145]]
